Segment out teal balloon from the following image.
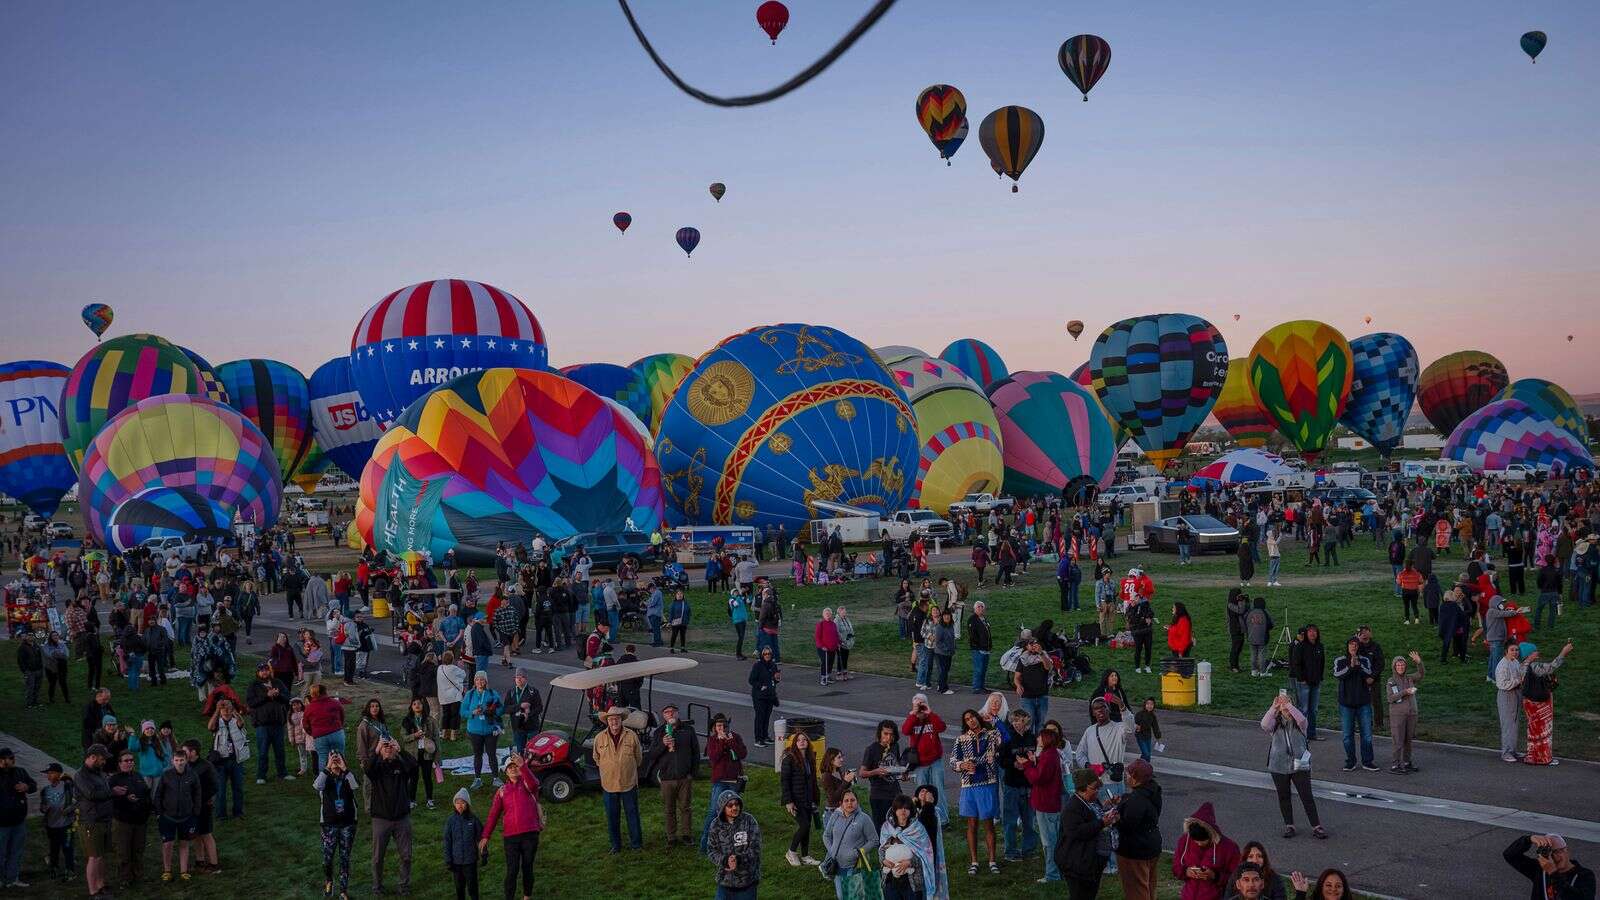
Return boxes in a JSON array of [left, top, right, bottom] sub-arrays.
[[985, 371, 1116, 500]]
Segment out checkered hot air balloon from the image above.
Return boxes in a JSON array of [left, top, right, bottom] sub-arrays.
[[1443, 398, 1594, 475], [1337, 333, 1419, 457], [563, 363, 652, 425], [60, 334, 204, 473]]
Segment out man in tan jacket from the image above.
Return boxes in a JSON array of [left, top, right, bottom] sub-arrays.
[[594, 707, 643, 851]]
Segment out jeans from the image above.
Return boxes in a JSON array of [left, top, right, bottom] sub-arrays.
[[603, 789, 643, 851], [1037, 811, 1062, 880], [125, 652, 144, 692], [0, 821, 25, 884], [933, 653, 952, 693], [1534, 591, 1560, 630], [1488, 640, 1504, 681], [1178, 543, 1190, 564], [215, 756, 245, 817], [1001, 783, 1037, 857], [1392, 563, 1403, 595], [648, 615, 663, 646], [1340, 703, 1373, 767], [607, 608, 621, 636], [1019, 695, 1049, 733], [1136, 735, 1152, 761], [176, 617, 193, 646], [700, 780, 742, 853], [716, 888, 759, 900], [914, 756, 948, 827], [915, 647, 933, 686], [314, 730, 348, 772], [256, 724, 288, 779], [755, 630, 780, 662], [970, 650, 990, 692], [1297, 682, 1321, 740], [1268, 556, 1281, 583], [332, 646, 344, 675]]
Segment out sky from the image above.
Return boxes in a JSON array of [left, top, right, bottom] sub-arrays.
[[3, 1, 1597, 390]]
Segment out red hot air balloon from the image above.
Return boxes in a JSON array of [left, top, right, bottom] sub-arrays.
[[613, 212, 632, 234], [756, 1, 788, 44]]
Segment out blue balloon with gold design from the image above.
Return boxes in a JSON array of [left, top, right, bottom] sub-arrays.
[[655, 324, 917, 530]]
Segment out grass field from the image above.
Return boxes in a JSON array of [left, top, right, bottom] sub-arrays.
[[672, 530, 1600, 758]]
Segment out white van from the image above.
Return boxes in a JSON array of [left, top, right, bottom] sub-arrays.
[[1399, 459, 1472, 484]]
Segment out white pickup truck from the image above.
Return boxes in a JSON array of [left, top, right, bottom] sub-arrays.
[[881, 509, 954, 541], [945, 493, 1014, 516], [1486, 463, 1540, 482]]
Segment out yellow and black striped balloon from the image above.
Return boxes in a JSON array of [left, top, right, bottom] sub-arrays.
[[977, 106, 1045, 192]]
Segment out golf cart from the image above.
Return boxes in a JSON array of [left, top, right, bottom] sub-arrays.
[[523, 655, 708, 803]]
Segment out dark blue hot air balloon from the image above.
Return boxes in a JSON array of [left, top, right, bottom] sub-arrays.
[[1338, 333, 1419, 457], [309, 357, 385, 481], [676, 227, 701, 257]]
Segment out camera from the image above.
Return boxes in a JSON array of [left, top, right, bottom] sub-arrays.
[[1536, 847, 1554, 859]]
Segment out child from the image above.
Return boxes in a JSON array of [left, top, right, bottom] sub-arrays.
[[289, 697, 311, 776], [442, 787, 483, 900], [1133, 697, 1162, 762], [38, 762, 77, 881]]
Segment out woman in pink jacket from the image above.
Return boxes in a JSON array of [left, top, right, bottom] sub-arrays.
[[814, 608, 842, 687], [480, 752, 544, 900]]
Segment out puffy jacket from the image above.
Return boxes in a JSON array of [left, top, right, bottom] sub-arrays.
[[1113, 778, 1163, 861], [154, 765, 201, 821], [483, 774, 544, 838], [443, 810, 482, 866], [593, 725, 641, 793], [1171, 802, 1241, 900], [900, 712, 945, 766], [779, 750, 819, 810], [302, 695, 346, 739]]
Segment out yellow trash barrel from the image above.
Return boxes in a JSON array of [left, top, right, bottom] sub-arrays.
[[1160, 657, 1198, 707]]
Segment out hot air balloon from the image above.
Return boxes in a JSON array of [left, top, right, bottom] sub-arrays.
[[308, 357, 384, 482], [756, 0, 788, 44], [987, 371, 1116, 502], [81, 303, 114, 340], [1212, 358, 1277, 448], [1444, 398, 1593, 475], [78, 394, 283, 552], [1088, 314, 1229, 471], [178, 348, 230, 405], [1495, 378, 1587, 443], [655, 324, 916, 529], [563, 362, 652, 424], [709, 183, 726, 203], [215, 359, 314, 486], [613, 212, 632, 233], [0, 361, 77, 517], [354, 368, 663, 566], [1568, 335, 1575, 342], [1522, 30, 1547, 62], [977, 106, 1045, 193], [290, 441, 331, 495], [939, 339, 1009, 389], [1338, 333, 1419, 457], [349, 278, 548, 426], [631, 352, 696, 433], [60, 333, 203, 473], [1066, 320, 1085, 341], [1069, 362, 1133, 450], [676, 227, 701, 257], [1233, 314, 1241, 322], [1058, 34, 1111, 101], [1363, 315, 1373, 324], [915, 84, 968, 165], [877, 349, 1004, 515], [1417, 351, 1509, 437], [1246, 320, 1354, 461]]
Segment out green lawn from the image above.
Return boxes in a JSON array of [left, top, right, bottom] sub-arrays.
[[675, 531, 1599, 758]]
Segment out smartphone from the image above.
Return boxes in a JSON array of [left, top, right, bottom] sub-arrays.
[[1278, 688, 1288, 698]]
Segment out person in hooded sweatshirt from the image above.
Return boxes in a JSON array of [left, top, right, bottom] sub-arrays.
[[1114, 758, 1163, 900], [706, 790, 762, 900], [1244, 599, 1274, 677], [1171, 802, 1240, 900]]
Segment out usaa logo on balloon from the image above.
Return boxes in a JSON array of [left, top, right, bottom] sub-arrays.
[[327, 399, 372, 431]]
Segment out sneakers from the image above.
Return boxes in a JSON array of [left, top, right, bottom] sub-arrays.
[[752, 741, 768, 749], [470, 778, 483, 791], [785, 850, 803, 867], [255, 778, 266, 785], [1361, 763, 1380, 772], [1501, 753, 1519, 763], [941, 689, 955, 695], [427, 799, 436, 809], [801, 856, 820, 866], [1341, 763, 1357, 772], [284, 774, 296, 781], [163, 872, 174, 883]]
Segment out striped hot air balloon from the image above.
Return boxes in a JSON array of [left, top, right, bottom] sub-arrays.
[[1212, 358, 1277, 448], [0, 361, 76, 517], [215, 359, 314, 486], [877, 348, 1004, 515], [1088, 314, 1229, 471], [939, 339, 1009, 390], [987, 371, 1116, 501], [1058, 34, 1112, 101], [1417, 351, 1509, 437], [978, 106, 1045, 192]]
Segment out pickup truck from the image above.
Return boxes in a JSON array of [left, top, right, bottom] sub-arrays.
[[880, 509, 954, 541], [1486, 463, 1541, 483], [946, 493, 1014, 515], [140, 536, 207, 562]]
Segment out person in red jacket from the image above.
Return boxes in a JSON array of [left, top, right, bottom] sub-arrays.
[[1118, 569, 1155, 612], [480, 753, 543, 900], [813, 609, 841, 686], [901, 693, 948, 828], [1166, 603, 1194, 658], [1171, 802, 1240, 900], [699, 713, 747, 854], [302, 683, 347, 771], [1022, 727, 1066, 884]]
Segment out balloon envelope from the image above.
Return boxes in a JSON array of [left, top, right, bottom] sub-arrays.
[[290, 441, 331, 494], [0, 361, 76, 517], [915, 84, 968, 159], [1212, 358, 1277, 448], [1443, 398, 1593, 475], [354, 368, 664, 567], [676, 227, 701, 256], [179, 348, 230, 405], [308, 356, 384, 481], [878, 349, 1004, 515], [1188, 448, 1294, 487], [60, 333, 203, 473], [1521, 31, 1546, 61], [215, 359, 314, 486], [1088, 314, 1229, 470], [1066, 320, 1085, 341], [1338, 333, 1419, 456], [756, 0, 788, 42], [939, 338, 1009, 389], [81, 303, 114, 339], [564, 363, 652, 425], [79, 394, 283, 551], [987, 371, 1115, 501], [1495, 378, 1586, 443], [1058, 34, 1112, 100], [1069, 362, 1132, 451], [613, 212, 632, 233], [709, 183, 726, 202], [1246, 320, 1354, 461], [1417, 350, 1509, 437], [978, 106, 1044, 189], [656, 324, 916, 529], [630, 353, 696, 434], [349, 278, 549, 426]]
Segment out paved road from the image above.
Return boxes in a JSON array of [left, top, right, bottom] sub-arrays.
[[248, 602, 1597, 900]]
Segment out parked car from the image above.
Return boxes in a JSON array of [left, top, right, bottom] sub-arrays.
[[549, 531, 655, 571], [1486, 463, 1542, 483], [945, 492, 1014, 515], [23, 514, 48, 532], [139, 535, 207, 562], [1098, 484, 1152, 507], [1143, 515, 1240, 554], [880, 509, 953, 541], [1309, 486, 1377, 504], [46, 522, 75, 539]]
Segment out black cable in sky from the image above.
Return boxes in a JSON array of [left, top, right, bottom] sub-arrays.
[[616, 0, 898, 107]]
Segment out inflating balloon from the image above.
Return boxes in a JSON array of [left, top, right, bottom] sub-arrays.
[[1417, 350, 1509, 437], [987, 371, 1115, 501], [709, 183, 726, 203], [1495, 378, 1587, 444], [978, 106, 1044, 192], [1338, 333, 1419, 457], [81, 303, 114, 341], [1189, 448, 1294, 488], [308, 356, 384, 481], [1066, 320, 1085, 341], [0, 361, 76, 517], [631, 352, 696, 434], [215, 359, 314, 486], [613, 212, 632, 234], [563, 362, 652, 425], [60, 333, 203, 473], [656, 323, 916, 529], [354, 368, 663, 566], [290, 441, 331, 495], [1088, 314, 1229, 471], [1058, 34, 1111, 101], [1212, 358, 1277, 449], [349, 278, 548, 426], [1069, 362, 1132, 451], [756, 0, 788, 44], [939, 338, 1009, 389], [915, 84, 968, 164], [179, 348, 230, 405], [79, 394, 282, 552], [1246, 320, 1354, 461], [1444, 398, 1593, 475], [877, 349, 1004, 515], [1521, 30, 1546, 63], [676, 227, 701, 257]]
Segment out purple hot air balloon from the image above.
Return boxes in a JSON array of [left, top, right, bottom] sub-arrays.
[[676, 227, 701, 258], [613, 212, 632, 234]]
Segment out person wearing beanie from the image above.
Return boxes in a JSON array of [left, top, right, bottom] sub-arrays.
[[443, 787, 483, 900]]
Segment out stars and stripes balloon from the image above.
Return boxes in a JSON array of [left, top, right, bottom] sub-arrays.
[[308, 356, 384, 482], [349, 278, 548, 426], [215, 359, 314, 486], [1338, 333, 1419, 457], [0, 361, 76, 517]]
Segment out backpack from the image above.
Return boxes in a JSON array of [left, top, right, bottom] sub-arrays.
[[999, 645, 1025, 673]]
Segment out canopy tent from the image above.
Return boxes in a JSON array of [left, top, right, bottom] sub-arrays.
[[1188, 448, 1294, 487]]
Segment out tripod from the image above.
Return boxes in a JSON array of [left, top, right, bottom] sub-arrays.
[[1267, 605, 1293, 674]]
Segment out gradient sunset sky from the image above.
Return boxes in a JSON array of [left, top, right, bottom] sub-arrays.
[[3, 2, 1597, 390]]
